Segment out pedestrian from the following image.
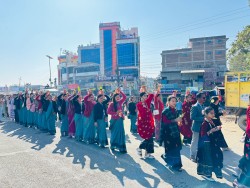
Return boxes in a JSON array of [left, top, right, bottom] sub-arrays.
[[68, 91, 76, 138], [8, 95, 15, 121], [180, 94, 193, 145], [41, 92, 50, 132], [73, 93, 84, 141], [190, 92, 206, 162], [14, 95, 20, 123], [83, 89, 96, 144], [26, 93, 33, 127], [46, 95, 56, 135], [107, 88, 127, 153], [128, 96, 137, 134], [209, 96, 229, 151], [233, 95, 250, 188], [154, 87, 164, 142], [160, 95, 183, 172], [136, 86, 155, 159], [22, 92, 28, 127], [94, 93, 109, 147], [176, 97, 183, 116], [36, 91, 43, 130], [58, 93, 69, 137], [197, 107, 223, 181], [0, 97, 4, 122]]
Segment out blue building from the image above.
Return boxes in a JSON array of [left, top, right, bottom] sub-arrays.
[[78, 44, 100, 65]]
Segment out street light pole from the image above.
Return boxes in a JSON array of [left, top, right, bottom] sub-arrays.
[[46, 55, 53, 87]]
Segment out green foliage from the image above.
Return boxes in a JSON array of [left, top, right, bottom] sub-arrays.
[[228, 25, 250, 71]]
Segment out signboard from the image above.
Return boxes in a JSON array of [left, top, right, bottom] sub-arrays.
[[95, 75, 135, 82]]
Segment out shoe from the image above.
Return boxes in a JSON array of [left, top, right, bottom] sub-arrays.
[[136, 148, 142, 156], [232, 179, 247, 188], [202, 176, 215, 182], [145, 153, 155, 159]]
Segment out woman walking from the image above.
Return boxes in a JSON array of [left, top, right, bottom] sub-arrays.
[[197, 107, 223, 181], [8, 95, 15, 121], [160, 95, 183, 171], [136, 86, 156, 159], [107, 88, 127, 153], [209, 96, 229, 151], [154, 88, 164, 142], [73, 93, 84, 141], [180, 94, 193, 145], [233, 96, 250, 188], [128, 96, 137, 134], [68, 92, 76, 138], [83, 90, 96, 144], [94, 93, 109, 147], [46, 95, 56, 135], [59, 93, 69, 137]]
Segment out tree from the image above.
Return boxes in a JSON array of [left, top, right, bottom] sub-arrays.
[[228, 25, 250, 71]]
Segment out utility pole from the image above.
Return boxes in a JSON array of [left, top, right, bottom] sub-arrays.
[[18, 77, 22, 88], [46, 55, 53, 87], [116, 67, 120, 87]]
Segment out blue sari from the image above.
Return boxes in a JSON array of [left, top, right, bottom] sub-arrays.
[[46, 102, 56, 135], [83, 111, 96, 144], [110, 118, 127, 152], [96, 116, 108, 147], [74, 113, 83, 141]]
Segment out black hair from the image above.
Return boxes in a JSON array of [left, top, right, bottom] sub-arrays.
[[204, 106, 214, 115], [210, 96, 219, 104], [113, 93, 120, 111], [185, 94, 192, 98], [140, 92, 146, 98], [97, 94, 103, 99], [196, 92, 205, 99], [167, 95, 177, 102]]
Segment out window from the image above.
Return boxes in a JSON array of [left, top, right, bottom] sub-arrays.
[[206, 51, 212, 55], [217, 39, 223, 44], [180, 53, 188, 57], [215, 51, 222, 55], [103, 30, 113, 75], [206, 40, 213, 45]]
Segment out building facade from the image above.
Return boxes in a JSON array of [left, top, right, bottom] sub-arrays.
[[161, 35, 228, 91], [57, 22, 140, 93]]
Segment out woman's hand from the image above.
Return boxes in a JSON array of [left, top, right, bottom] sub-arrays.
[[175, 117, 182, 123]]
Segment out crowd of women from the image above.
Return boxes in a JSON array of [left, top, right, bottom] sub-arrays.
[[0, 85, 249, 187]]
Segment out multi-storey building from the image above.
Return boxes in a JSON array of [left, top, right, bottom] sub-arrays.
[[57, 22, 140, 93], [161, 35, 228, 90]]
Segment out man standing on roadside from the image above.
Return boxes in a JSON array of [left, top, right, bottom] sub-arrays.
[[190, 92, 206, 162]]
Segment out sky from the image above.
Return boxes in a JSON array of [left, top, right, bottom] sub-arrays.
[[0, 0, 250, 86]]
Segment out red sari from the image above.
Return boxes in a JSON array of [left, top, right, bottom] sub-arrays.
[[137, 94, 155, 139], [180, 101, 192, 138]]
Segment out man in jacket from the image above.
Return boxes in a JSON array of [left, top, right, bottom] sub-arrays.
[[190, 92, 206, 162]]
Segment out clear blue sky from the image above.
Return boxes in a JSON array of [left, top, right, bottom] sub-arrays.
[[0, 0, 250, 86]]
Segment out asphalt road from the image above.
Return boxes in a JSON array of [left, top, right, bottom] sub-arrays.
[[0, 116, 245, 188]]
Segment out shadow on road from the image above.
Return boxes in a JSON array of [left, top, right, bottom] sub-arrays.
[[0, 121, 55, 151], [52, 137, 161, 187]]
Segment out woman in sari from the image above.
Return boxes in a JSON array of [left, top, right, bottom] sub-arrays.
[[128, 96, 137, 134], [94, 93, 109, 147], [154, 89, 164, 142], [73, 93, 84, 141], [107, 88, 127, 153], [68, 92, 76, 138], [58, 93, 69, 137], [83, 90, 96, 144], [136, 86, 156, 159], [233, 96, 250, 188], [160, 95, 183, 171], [180, 94, 193, 145], [197, 107, 223, 181], [46, 95, 56, 135], [209, 96, 229, 151]]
